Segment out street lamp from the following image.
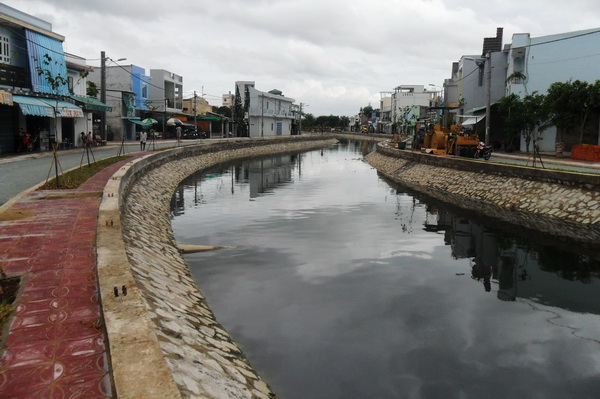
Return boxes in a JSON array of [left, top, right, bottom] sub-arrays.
[[299, 103, 308, 134], [463, 53, 491, 144], [100, 51, 126, 142]]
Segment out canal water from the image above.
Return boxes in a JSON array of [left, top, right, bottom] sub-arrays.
[[170, 140, 600, 399]]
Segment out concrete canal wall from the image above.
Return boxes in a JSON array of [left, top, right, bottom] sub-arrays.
[[97, 136, 337, 399], [365, 143, 600, 244]]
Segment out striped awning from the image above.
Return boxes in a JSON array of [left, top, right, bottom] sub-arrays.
[[0, 90, 13, 105], [12, 95, 83, 118]]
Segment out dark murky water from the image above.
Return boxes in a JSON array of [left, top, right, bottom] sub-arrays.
[[171, 140, 600, 399]]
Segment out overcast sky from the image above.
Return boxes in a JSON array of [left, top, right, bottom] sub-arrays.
[[4, 0, 600, 116]]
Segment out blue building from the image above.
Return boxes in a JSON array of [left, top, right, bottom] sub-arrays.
[[0, 3, 86, 153]]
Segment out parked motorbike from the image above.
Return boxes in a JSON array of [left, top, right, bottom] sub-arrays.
[[474, 141, 493, 160], [17, 135, 38, 153]]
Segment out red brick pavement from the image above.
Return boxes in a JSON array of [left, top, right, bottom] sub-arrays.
[[0, 155, 143, 398]]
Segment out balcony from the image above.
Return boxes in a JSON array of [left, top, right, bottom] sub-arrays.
[[248, 108, 294, 118], [0, 64, 30, 90]]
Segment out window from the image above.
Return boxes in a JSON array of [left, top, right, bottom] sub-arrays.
[[67, 76, 74, 93], [142, 84, 148, 99], [0, 35, 10, 63]]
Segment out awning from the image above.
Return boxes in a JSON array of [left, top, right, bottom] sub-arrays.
[[128, 119, 152, 127], [461, 117, 483, 126], [55, 101, 84, 118], [69, 94, 112, 112], [0, 90, 13, 106], [12, 95, 84, 118]]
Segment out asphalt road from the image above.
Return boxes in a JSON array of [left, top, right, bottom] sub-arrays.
[[2, 139, 598, 207], [0, 139, 206, 206]]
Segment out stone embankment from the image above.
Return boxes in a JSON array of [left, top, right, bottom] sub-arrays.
[[365, 143, 600, 244], [97, 137, 337, 399]]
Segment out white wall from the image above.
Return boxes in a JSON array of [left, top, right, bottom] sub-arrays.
[[507, 28, 600, 151]]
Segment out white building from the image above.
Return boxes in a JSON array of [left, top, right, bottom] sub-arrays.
[[246, 86, 296, 137], [506, 28, 600, 151], [391, 85, 436, 133]]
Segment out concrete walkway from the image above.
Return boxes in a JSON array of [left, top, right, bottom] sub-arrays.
[[0, 135, 598, 398], [0, 153, 144, 398]]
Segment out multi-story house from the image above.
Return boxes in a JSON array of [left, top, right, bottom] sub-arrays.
[[88, 63, 150, 141], [0, 3, 86, 153], [506, 28, 600, 151], [246, 85, 296, 137], [379, 92, 393, 133], [446, 27, 600, 151], [148, 69, 183, 114], [391, 85, 437, 134], [222, 92, 234, 108], [65, 52, 113, 147], [182, 95, 211, 116]]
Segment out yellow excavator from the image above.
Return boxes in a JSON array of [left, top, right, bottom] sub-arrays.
[[420, 124, 479, 157]]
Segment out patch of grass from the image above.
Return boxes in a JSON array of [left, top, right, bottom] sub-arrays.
[[39, 156, 128, 190], [0, 276, 19, 336]]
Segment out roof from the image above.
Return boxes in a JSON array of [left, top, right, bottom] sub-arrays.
[[69, 94, 112, 112]]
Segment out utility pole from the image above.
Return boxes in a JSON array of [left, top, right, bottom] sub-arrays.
[[100, 51, 106, 141], [485, 51, 492, 145], [299, 102, 303, 135], [163, 98, 167, 138], [193, 91, 197, 133]]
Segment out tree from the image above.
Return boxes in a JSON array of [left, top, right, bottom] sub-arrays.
[[522, 92, 549, 154], [545, 80, 600, 144], [498, 92, 548, 153], [87, 81, 98, 97], [498, 93, 525, 150], [216, 106, 232, 118], [302, 113, 315, 128], [36, 53, 70, 186], [232, 85, 246, 137]]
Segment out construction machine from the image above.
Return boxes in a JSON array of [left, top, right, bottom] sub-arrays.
[[419, 124, 479, 157]]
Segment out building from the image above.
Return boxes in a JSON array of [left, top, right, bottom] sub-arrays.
[[222, 92, 234, 108], [65, 53, 112, 147], [506, 28, 600, 151], [182, 95, 211, 116], [391, 85, 437, 134], [242, 84, 296, 137], [148, 69, 183, 114], [0, 4, 87, 153], [445, 27, 600, 151], [88, 63, 150, 141]]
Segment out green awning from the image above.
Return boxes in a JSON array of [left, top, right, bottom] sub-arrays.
[[129, 119, 152, 128], [69, 94, 112, 112], [200, 116, 224, 121]]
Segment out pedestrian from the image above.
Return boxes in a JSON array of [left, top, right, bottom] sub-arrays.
[[80, 132, 86, 147], [140, 130, 147, 151], [176, 125, 182, 142], [87, 131, 93, 147]]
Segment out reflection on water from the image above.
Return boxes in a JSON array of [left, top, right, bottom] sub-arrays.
[[171, 140, 600, 399]]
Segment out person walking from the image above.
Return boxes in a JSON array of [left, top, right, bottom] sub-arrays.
[[140, 130, 147, 151], [176, 125, 182, 143]]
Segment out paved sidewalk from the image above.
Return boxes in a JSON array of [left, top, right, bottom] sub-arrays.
[[0, 154, 143, 398]]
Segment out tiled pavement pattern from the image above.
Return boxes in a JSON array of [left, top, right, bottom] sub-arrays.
[[0, 155, 141, 398]]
